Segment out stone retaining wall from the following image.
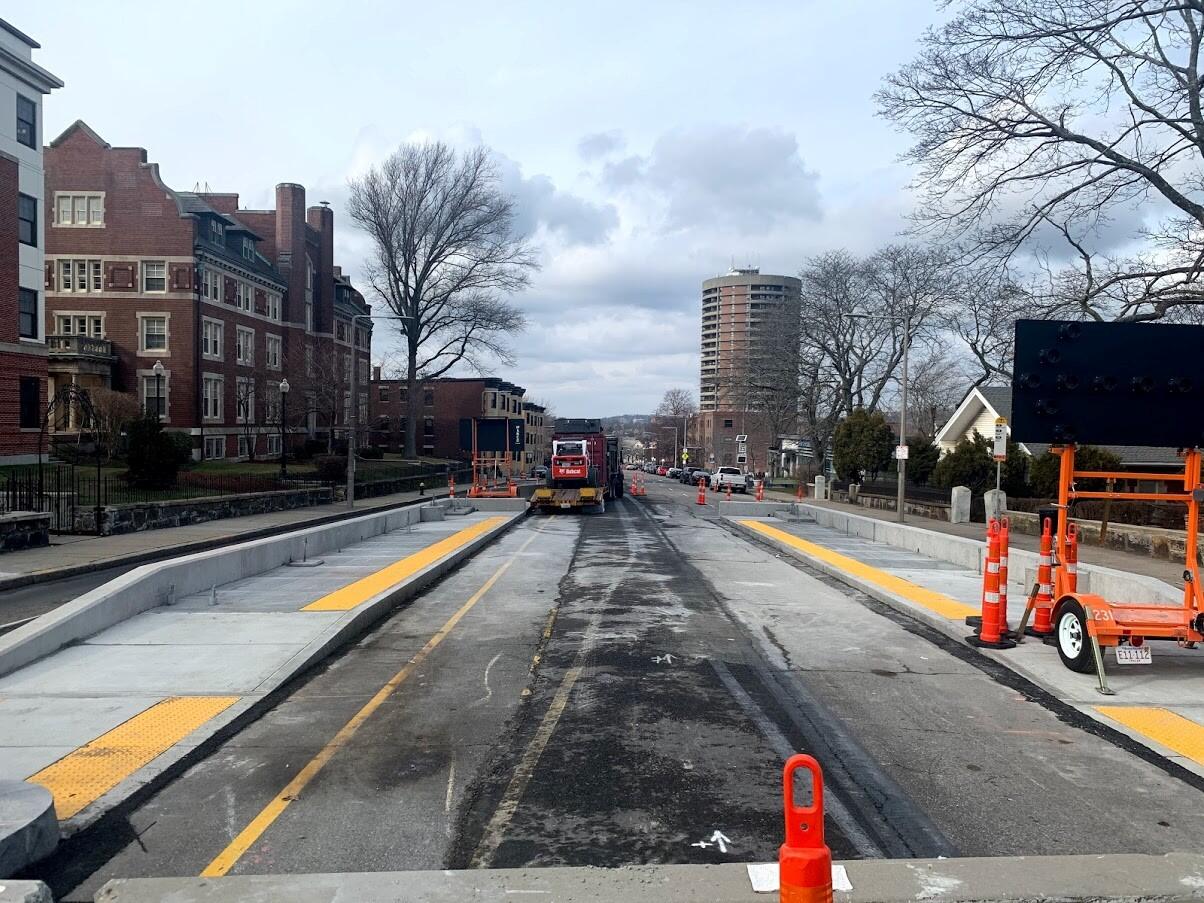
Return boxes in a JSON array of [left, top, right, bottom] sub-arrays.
[[830, 488, 953, 522], [1006, 508, 1200, 564], [75, 487, 334, 536], [0, 512, 50, 554]]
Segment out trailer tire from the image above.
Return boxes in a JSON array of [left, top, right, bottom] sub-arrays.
[[1055, 599, 1094, 673]]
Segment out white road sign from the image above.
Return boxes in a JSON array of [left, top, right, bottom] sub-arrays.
[[993, 417, 1008, 461], [895, 445, 909, 460]]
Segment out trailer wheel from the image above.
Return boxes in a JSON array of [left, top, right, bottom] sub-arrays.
[[1055, 599, 1094, 673]]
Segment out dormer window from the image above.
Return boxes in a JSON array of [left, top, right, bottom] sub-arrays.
[[242, 237, 255, 261], [210, 219, 224, 244]]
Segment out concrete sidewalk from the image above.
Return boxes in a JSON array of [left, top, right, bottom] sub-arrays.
[[730, 511, 1204, 781], [0, 507, 519, 845], [0, 487, 450, 591], [770, 490, 1186, 586]]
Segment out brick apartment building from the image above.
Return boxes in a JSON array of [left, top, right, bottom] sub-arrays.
[[42, 121, 371, 460], [522, 401, 550, 471], [0, 20, 61, 463], [369, 372, 539, 465]]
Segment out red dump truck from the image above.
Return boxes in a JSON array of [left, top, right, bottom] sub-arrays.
[[529, 418, 623, 512]]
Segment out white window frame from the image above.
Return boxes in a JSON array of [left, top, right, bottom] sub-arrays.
[[202, 373, 224, 422], [56, 258, 103, 293], [55, 312, 105, 338], [236, 326, 254, 365], [204, 435, 225, 460], [142, 260, 167, 293], [266, 433, 281, 456], [237, 435, 251, 459], [137, 313, 170, 355], [266, 292, 280, 321], [140, 369, 171, 422], [266, 333, 281, 369], [202, 318, 224, 361], [53, 191, 105, 227], [266, 381, 282, 423]]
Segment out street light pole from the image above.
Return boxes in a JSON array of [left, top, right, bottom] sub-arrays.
[[896, 313, 910, 525], [152, 359, 164, 420], [279, 378, 289, 480]]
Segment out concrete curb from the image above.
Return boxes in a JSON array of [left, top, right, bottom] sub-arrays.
[[0, 882, 51, 903], [91, 853, 1204, 901], [47, 506, 526, 839], [0, 492, 454, 594]]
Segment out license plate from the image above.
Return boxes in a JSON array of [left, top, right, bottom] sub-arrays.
[[1115, 645, 1152, 665], [560, 502, 571, 509]]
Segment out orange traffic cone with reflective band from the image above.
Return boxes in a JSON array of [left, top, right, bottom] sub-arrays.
[[756, 480, 765, 502], [1027, 517, 1056, 637], [969, 520, 1016, 649], [779, 754, 833, 903], [1066, 522, 1079, 593], [998, 517, 1011, 635], [448, 475, 455, 498], [697, 477, 707, 506]]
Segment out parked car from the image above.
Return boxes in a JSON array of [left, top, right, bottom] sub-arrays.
[[532, 465, 548, 479], [656, 466, 669, 476], [666, 467, 682, 479], [710, 466, 752, 493], [689, 469, 712, 488], [680, 466, 701, 484]]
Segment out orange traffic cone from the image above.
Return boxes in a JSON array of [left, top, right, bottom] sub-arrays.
[[779, 754, 833, 903], [998, 517, 1011, 635], [449, 476, 455, 498], [696, 477, 707, 506], [796, 482, 805, 502], [756, 480, 765, 502], [726, 483, 733, 501], [1027, 517, 1056, 637], [969, 520, 1015, 649]]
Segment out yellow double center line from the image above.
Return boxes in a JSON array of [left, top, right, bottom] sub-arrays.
[[201, 521, 548, 877]]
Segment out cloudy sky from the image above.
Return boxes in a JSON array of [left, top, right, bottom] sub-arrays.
[[24, 0, 940, 416]]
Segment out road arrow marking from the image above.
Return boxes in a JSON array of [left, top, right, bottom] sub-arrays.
[[710, 831, 732, 853], [653, 654, 676, 665]]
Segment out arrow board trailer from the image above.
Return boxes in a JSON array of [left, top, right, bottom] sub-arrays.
[[530, 418, 624, 513]]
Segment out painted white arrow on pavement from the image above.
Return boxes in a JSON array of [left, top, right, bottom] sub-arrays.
[[710, 831, 732, 853]]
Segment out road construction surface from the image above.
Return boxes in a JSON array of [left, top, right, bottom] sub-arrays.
[[30, 476, 1204, 900]]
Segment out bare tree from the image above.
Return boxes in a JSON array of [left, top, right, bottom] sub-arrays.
[[907, 342, 967, 438], [292, 343, 348, 452], [878, 1, 1204, 322], [348, 142, 536, 457], [654, 388, 697, 462], [88, 386, 140, 463]]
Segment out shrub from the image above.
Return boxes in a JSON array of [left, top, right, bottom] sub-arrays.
[[125, 414, 180, 488], [358, 445, 384, 460], [833, 409, 894, 483], [931, 433, 994, 495], [1027, 445, 1123, 497], [315, 454, 347, 483], [905, 435, 940, 485], [167, 431, 194, 467]]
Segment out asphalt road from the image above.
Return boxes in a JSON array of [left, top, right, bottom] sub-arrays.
[[0, 563, 140, 634], [33, 476, 1204, 899]]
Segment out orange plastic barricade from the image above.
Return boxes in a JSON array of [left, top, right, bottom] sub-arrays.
[[779, 754, 833, 903], [1027, 518, 1055, 637], [697, 477, 707, 506]]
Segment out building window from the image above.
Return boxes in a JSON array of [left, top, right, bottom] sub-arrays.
[[238, 435, 251, 458], [18, 288, 38, 339], [266, 434, 280, 456], [18, 194, 36, 246], [242, 237, 255, 261], [424, 416, 434, 437], [343, 353, 351, 383], [266, 292, 280, 321], [336, 322, 346, 342], [359, 359, 368, 384], [202, 374, 223, 421], [56, 314, 103, 338], [233, 281, 250, 311], [236, 377, 255, 424], [143, 261, 167, 292], [55, 192, 104, 226], [16, 94, 35, 148], [142, 373, 168, 420], [723, 419, 734, 429], [424, 390, 434, 407], [57, 259, 104, 293], [266, 334, 281, 369], [202, 267, 224, 301], [304, 257, 314, 330], [236, 327, 254, 365], [204, 436, 225, 459], [140, 316, 167, 352], [379, 386, 390, 402], [202, 319, 224, 360], [266, 382, 282, 423], [90, 260, 102, 291], [19, 377, 40, 428], [210, 220, 224, 244], [305, 345, 314, 376]]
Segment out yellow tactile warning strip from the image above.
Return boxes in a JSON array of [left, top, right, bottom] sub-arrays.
[[302, 516, 509, 612], [738, 519, 979, 621], [29, 695, 239, 819], [1096, 706, 1204, 766]]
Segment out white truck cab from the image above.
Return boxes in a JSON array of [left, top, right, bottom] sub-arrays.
[[710, 466, 752, 493]]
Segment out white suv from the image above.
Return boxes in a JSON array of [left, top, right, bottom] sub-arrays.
[[710, 466, 752, 493]]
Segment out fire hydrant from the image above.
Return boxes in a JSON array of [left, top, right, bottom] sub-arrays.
[[419, 482, 425, 496]]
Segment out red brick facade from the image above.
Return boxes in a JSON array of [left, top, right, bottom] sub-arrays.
[[43, 122, 371, 460]]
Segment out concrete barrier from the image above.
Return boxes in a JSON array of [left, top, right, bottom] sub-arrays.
[[0, 499, 518, 681], [800, 503, 1180, 605], [717, 500, 794, 517]]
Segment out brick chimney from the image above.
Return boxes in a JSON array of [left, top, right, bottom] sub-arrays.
[[275, 183, 307, 325], [307, 203, 335, 333]]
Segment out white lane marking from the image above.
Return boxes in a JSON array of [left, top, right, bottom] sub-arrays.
[[473, 652, 503, 708], [445, 754, 456, 813], [652, 653, 676, 665]]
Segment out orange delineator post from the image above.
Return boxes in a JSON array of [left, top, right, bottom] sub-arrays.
[[726, 483, 733, 501], [796, 481, 805, 502], [697, 477, 707, 506], [779, 754, 833, 903], [448, 475, 455, 498], [1065, 522, 1079, 594], [998, 517, 1010, 635], [756, 480, 765, 502], [1028, 517, 1055, 637], [968, 519, 1014, 649]]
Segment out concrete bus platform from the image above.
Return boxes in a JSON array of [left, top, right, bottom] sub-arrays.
[[727, 512, 1204, 781], [0, 505, 522, 868], [91, 852, 1204, 902]]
